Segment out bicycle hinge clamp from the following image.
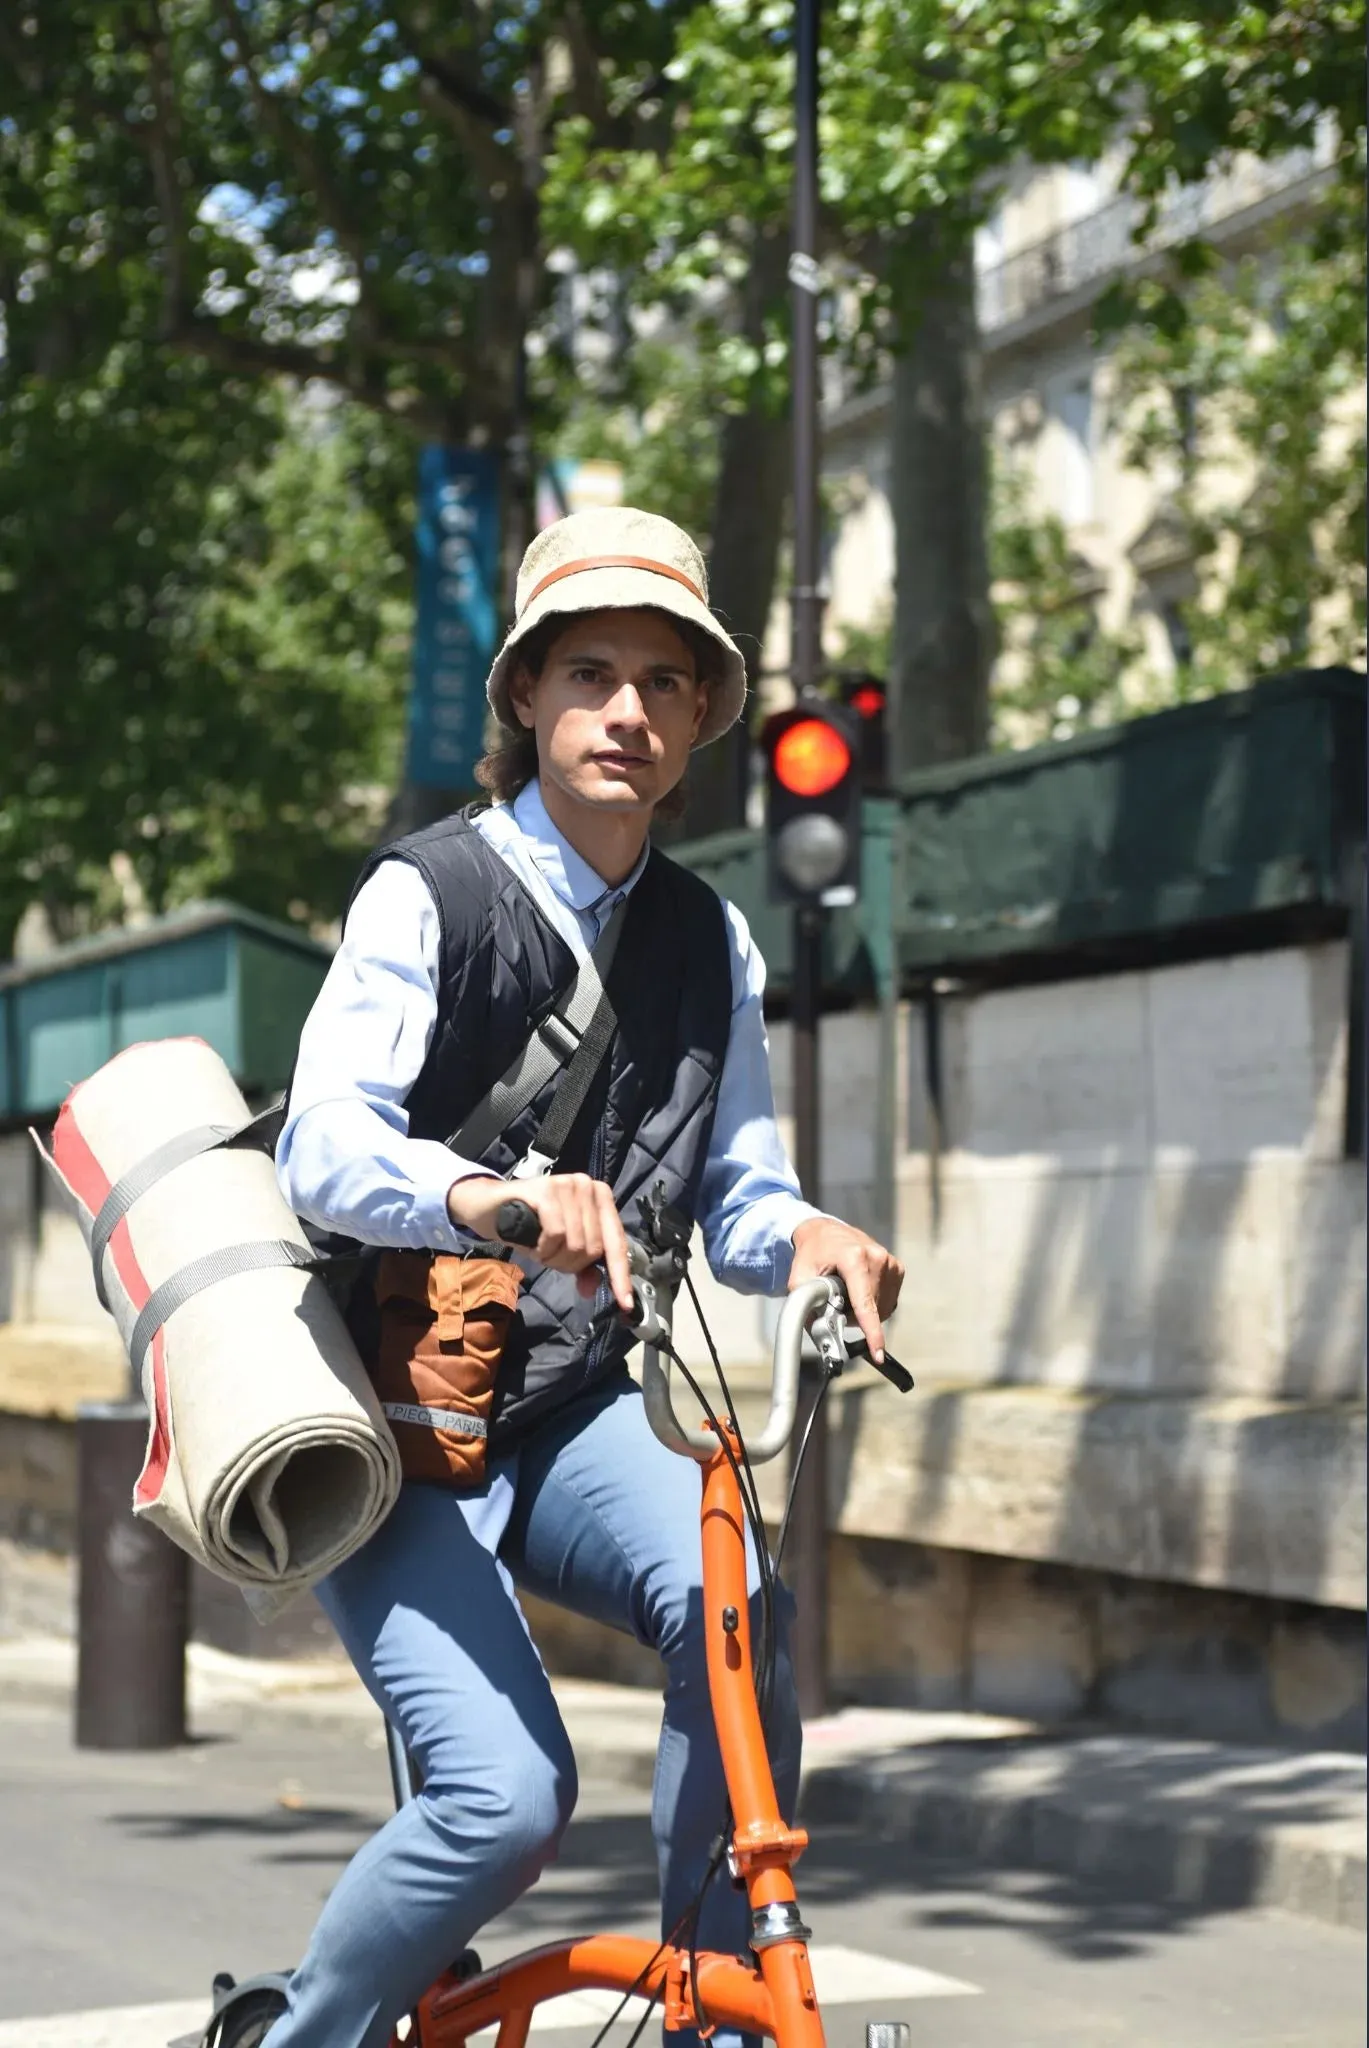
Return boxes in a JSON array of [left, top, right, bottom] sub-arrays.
[[727, 1817, 809, 1880]]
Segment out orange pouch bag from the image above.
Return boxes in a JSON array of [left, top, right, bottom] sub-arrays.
[[369, 1250, 523, 1487]]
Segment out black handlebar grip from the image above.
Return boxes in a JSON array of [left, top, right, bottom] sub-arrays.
[[495, 1198, 541, 1249]]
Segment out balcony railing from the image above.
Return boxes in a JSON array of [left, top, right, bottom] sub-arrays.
[[978, 147, 1329, 334]]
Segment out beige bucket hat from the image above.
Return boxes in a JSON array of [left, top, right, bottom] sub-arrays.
[[485, 506, 747, 747]]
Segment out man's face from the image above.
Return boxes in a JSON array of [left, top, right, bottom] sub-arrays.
[[509, 608, 710, 814]]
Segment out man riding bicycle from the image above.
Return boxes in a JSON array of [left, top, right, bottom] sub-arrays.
[[272, 504, 904, 2048]]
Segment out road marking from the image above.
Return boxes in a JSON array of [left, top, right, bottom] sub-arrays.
[[0, 2004, 208, 2048], [812, 1945, 980, 2003], [0, 1949, 979, 2047]]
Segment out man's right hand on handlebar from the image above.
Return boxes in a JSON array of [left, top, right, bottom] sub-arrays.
[[446, 1173, 635, 1315]]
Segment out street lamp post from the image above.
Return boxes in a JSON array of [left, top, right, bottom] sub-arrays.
[[787, 0, 829, 1721]]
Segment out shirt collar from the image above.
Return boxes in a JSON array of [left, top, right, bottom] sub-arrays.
[[510, 779, 650, 914]]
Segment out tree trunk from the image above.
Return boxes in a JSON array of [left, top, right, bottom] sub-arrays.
[[680, 227, 792, 842], [889, 231, 995, 776]]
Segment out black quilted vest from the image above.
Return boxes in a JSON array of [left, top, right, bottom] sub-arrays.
[[349, 807, 732, 1444]]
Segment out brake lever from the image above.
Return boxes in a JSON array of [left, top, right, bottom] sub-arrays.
[[866, 1347, 914, 1394], [807, 1290, 914, 1394], [835, 1315, 913, 1391]]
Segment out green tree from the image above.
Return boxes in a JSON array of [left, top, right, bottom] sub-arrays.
[[7, 0, 1363, 932], [547, 0, 1365, 789], [0, 1, 695, 581], [989, 465, 1147, 748], [0, 0, 696, 945], [0, 335, 412, 956], [1108, 195, 1366, 691]]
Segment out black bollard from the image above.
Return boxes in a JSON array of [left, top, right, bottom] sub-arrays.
[[76, 1399, 189, 1749]]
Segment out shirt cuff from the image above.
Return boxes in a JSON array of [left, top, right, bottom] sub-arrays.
[[404, 1143, 498, 1253], [717, 1192, 828, 1294]]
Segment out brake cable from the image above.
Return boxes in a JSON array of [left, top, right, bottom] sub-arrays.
[[680, 1269, 779, 1726], [772, 1355, 840, 1582]]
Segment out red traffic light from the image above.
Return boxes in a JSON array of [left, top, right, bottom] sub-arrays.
[[848, 682, 886, 721], [772, 717, 852, 798]]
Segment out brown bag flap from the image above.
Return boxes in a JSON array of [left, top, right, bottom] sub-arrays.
[[429, 1254, 523, 1344], [374, 1249, 437, 1313], [374, 1249, 523, 1335]]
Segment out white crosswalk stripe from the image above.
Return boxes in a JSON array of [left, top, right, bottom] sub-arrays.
[[0, 1949, 980, 2048], [0, 2004, 210, 2048]]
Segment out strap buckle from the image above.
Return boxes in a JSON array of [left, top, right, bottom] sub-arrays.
[[508, 1148, 555, 1182], [536, 1012, 581, 1062]]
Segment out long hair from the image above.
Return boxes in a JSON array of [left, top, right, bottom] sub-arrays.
[[474, 610, 725, 824]]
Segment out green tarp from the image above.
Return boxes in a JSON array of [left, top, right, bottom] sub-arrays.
[[675, 667, 1365, 999]]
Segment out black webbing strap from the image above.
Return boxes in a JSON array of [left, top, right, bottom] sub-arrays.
[[509, 976, 620, 1179], [128, 1238, 319, 1377], [450, 899, 627, 1169]]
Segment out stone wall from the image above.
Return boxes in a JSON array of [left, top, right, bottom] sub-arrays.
[[825, 1535, 1366, 1749], [675, 939, 1365, 1620]]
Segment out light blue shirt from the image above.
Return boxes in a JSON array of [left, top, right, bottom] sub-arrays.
[[277, 781, 823, 1293]]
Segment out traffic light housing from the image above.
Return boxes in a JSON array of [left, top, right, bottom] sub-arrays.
[[761, 697, 862, 907], [837, 671, 889, 791]]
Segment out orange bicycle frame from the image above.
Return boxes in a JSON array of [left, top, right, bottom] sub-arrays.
[[406, 1423, 824, 2048]]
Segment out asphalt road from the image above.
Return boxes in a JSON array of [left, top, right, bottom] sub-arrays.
[[0, 1697, 1364, 2048]]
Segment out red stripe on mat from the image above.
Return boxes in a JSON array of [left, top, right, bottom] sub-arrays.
[[53, 1089, 172, 1506]]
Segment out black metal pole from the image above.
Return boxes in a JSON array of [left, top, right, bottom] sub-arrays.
[[76, 1401, 188, 1749], [787, 0, 829, 1721], [790, 0, 822, 701], [788, 905, 828, 1719]]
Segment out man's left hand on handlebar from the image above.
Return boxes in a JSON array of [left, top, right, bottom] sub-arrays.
[[789, 1217, 904, 1366]]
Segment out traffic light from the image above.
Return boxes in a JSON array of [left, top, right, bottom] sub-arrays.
[[761, 697, 861, 907], [837, 671, 889, 790]]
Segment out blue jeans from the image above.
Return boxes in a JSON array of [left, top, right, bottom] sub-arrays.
[[265, 1371, 801, 2048]]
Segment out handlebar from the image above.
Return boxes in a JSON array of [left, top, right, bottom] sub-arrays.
[[494, 1199, 545, 1250], [493, 1196, 909, 1465]]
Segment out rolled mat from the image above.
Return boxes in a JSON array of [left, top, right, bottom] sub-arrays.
[[41, 1036, 401, 1608]]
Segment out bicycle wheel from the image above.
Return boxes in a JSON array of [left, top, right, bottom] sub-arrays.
[[212, 1987, 288, 2047]]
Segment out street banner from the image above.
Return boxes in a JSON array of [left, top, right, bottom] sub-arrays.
[[535, 455, 623, 530], [407, 445, 501, 789]]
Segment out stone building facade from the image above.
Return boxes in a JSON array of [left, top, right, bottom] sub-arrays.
[[814, 137, 1343, 698]]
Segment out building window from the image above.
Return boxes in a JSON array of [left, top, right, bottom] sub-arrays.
[[1161, 598, 1193, 671], [1174, 384, 1198, 483], [1054, 374, 1095, 525], [1060, 163, 1104, 225]]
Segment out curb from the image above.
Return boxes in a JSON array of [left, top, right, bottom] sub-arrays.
[[799, 1751, 1368, 1935]]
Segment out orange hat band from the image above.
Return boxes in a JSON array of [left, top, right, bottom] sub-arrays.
[[522, 555, 705, 612]]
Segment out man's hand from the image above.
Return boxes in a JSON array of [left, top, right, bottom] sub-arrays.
[[789, 1217, 904, 1366], [446, 1174, 634, 1313]]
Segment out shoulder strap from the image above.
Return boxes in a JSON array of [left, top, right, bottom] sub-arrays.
[[448, 897, 627, 1172]]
